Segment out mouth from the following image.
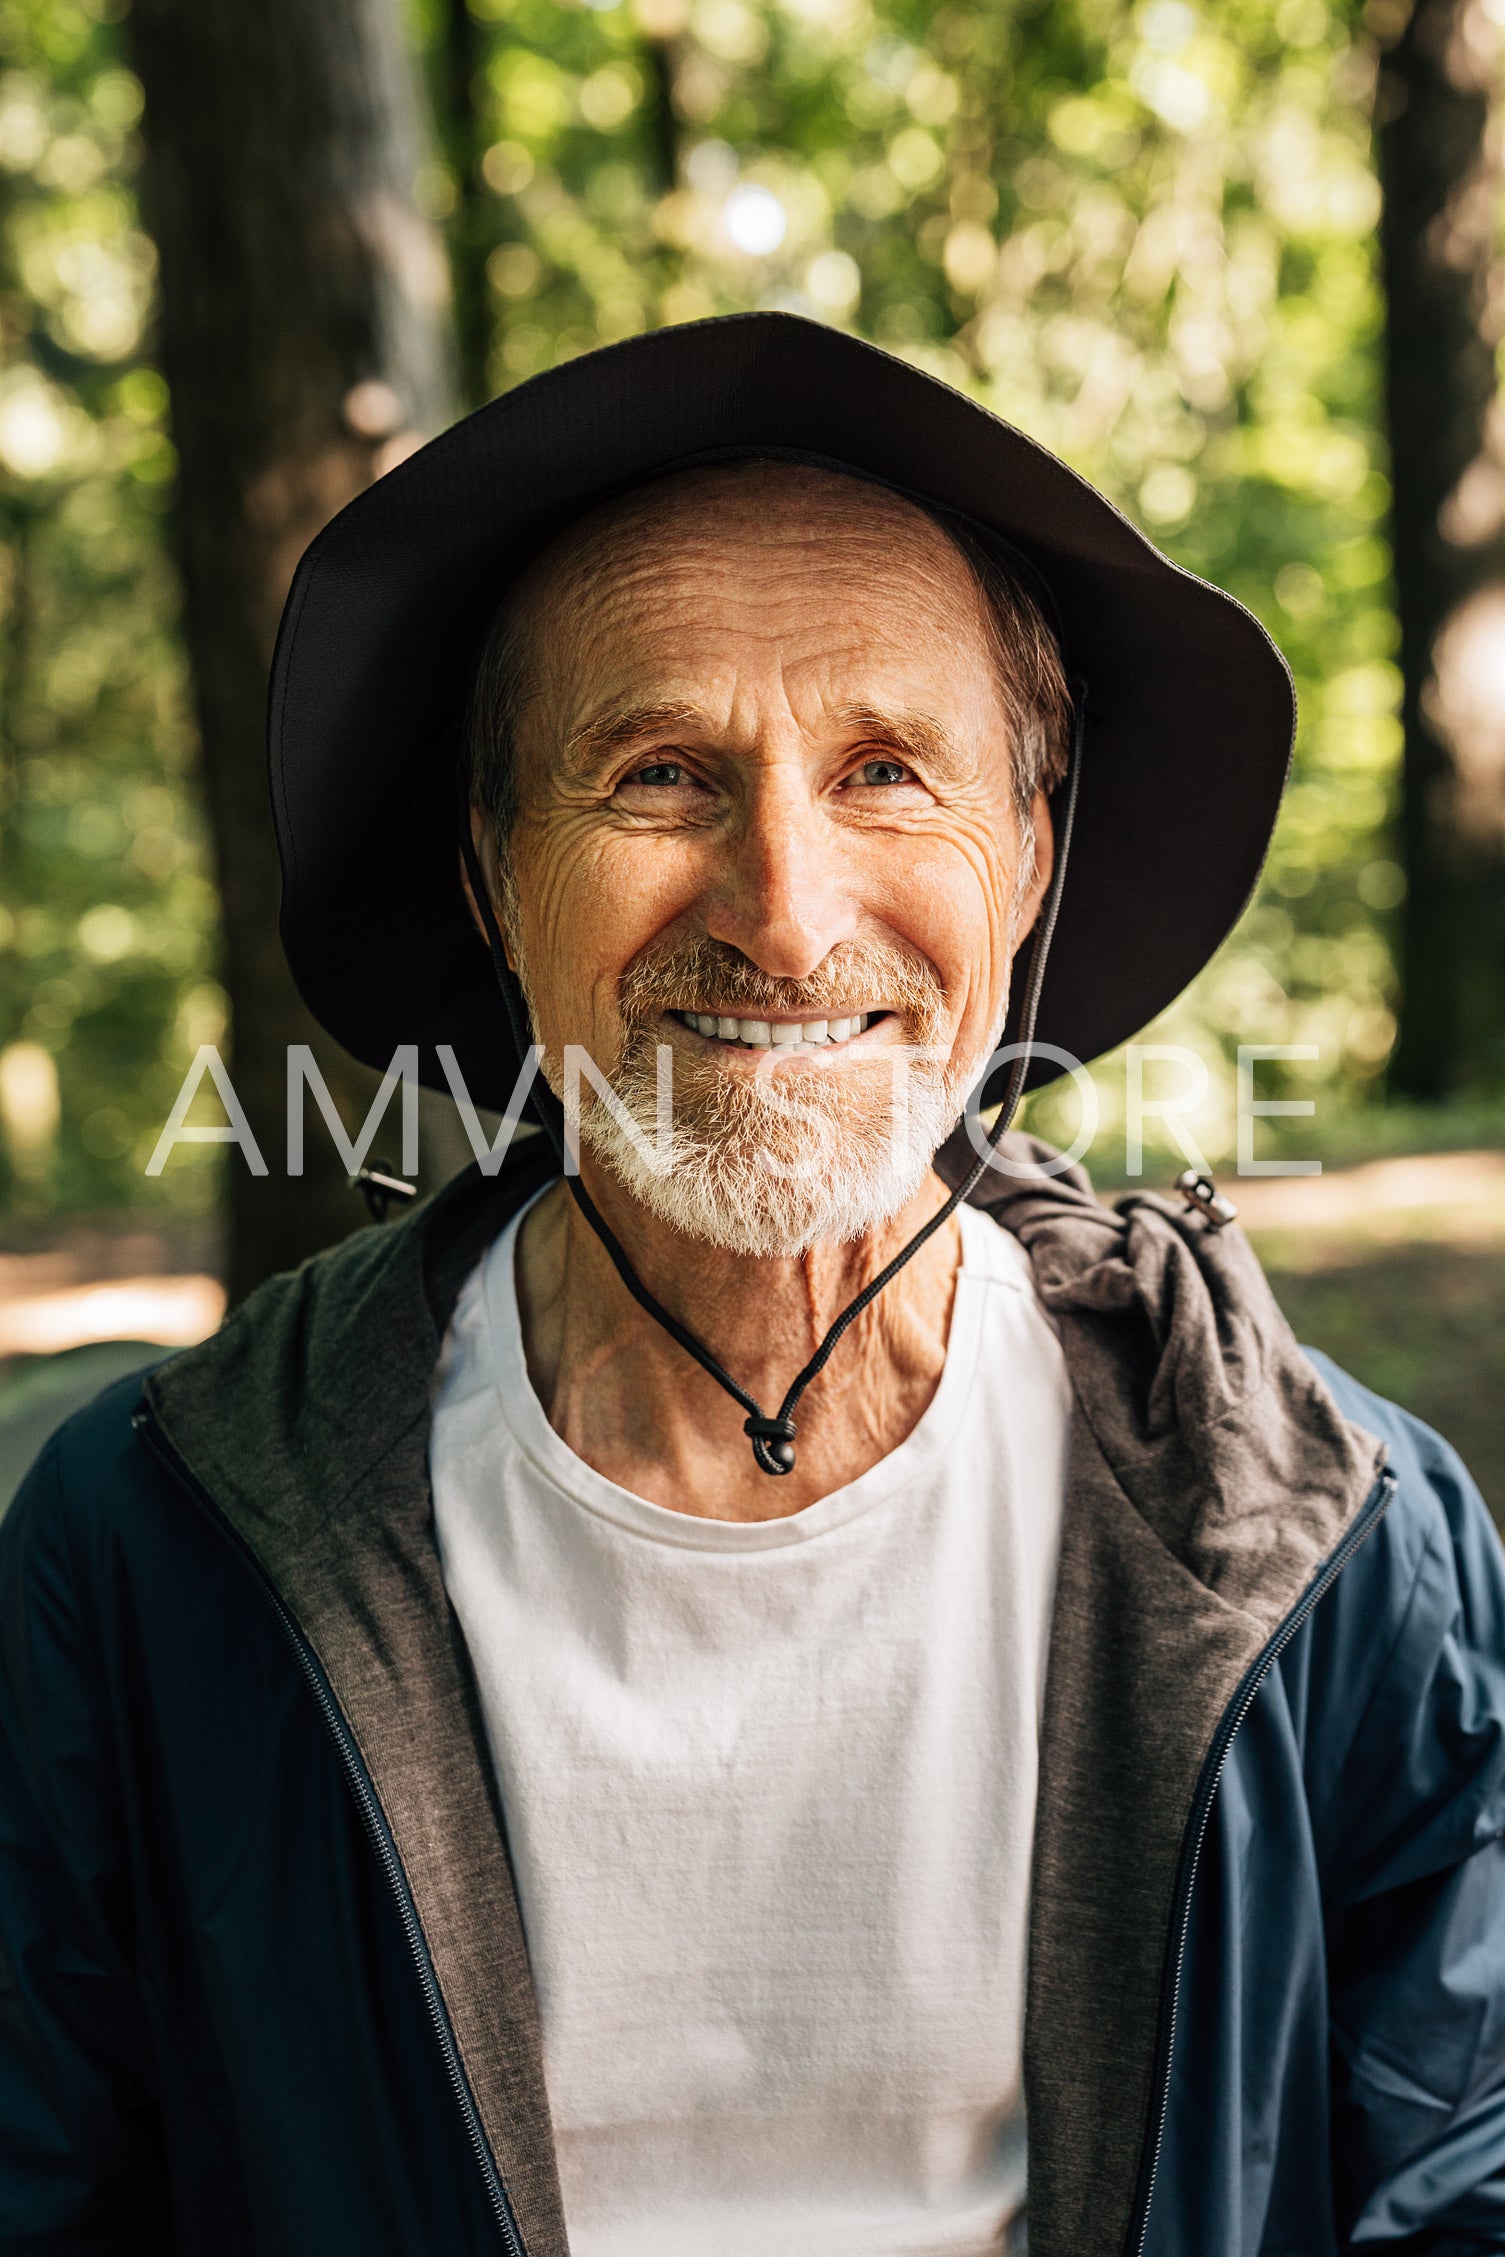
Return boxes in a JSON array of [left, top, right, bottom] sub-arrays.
[[669, 1009, 887, 1053]]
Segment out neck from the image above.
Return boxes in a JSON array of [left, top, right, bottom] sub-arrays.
[[513, 1158, 964, 1521]]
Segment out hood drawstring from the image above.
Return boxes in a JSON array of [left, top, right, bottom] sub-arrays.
[[456, 686, 1085, 1476]]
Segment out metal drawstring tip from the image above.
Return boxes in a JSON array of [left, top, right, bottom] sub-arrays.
[[351, 1157, 418, 1224], [1175, 1168, 1237, 1230], [744, 1414, 797, 1475]]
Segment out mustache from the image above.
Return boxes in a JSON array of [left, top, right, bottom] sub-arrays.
[[616, 932, 947, 1031]]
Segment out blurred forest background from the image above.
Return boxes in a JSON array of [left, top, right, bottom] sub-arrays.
[[3, 0, 1505, 1503]]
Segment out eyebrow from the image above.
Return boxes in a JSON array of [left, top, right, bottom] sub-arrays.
[[830, 703, 962, 772], [562, 702, 708, 770]]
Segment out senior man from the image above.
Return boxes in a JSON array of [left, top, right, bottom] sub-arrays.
[[3, 316, 1505, 2257]]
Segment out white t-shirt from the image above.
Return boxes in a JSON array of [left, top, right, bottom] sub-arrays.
[[429, 1193, 1071, 2257]]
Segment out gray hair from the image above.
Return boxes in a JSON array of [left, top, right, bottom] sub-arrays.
[[465, 485, 1073, 869]]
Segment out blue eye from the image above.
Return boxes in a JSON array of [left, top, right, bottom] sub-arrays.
[[860, 759, 909, 786], [633, 762, 684, 787]]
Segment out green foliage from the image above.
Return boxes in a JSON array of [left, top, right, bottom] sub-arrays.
[[0, 0, 214, 1219], [1, 0, 1404, 1209]]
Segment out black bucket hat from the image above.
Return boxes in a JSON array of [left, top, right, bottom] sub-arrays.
[[269, 311, 1294, 1114]]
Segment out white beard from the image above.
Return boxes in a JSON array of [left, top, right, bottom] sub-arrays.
[[515, 917, 1015, 1260], [576, 1040, 963, 1259]]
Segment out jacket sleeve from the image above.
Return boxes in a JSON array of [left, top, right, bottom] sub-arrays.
[[0, 1421, 171, 2253], [1309, 1361, 1505, 2255]]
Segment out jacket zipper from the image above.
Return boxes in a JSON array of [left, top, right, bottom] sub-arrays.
[[131, 1401, 527, 2257], [1122, 1459, 1399, 2257]]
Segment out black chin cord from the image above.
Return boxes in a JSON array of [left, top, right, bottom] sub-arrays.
[[456, 688, 1084, 1475]]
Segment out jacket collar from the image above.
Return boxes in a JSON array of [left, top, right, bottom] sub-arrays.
[[145, 1133, 1383, 2257]]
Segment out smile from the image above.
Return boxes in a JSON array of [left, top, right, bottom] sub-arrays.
[[671, 1010, 883, 1051]]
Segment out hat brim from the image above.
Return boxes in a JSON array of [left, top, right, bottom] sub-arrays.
[[269, 312, 1293, 1116]]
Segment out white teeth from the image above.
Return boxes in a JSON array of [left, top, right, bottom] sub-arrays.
[[681, 1009, 880, 1048]]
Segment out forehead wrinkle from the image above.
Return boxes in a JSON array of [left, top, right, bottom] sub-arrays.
[[518, 469, 978, 644], [509, 466, 1007, 777]]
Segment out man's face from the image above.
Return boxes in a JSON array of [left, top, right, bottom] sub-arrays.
[[477, 463, 1054, 1252]]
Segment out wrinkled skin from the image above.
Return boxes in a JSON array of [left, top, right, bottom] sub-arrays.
[[465, 462, 1053, 1519]]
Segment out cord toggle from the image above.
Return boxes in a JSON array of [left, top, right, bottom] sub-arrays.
[[743, 1414, 798, 1476]]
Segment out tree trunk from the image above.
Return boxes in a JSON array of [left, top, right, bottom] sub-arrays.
[[440, 0, 494, 411], [642, 36, 682, 197], [1378, 0, 1505, 1098], [130, 0, 458, 1301]]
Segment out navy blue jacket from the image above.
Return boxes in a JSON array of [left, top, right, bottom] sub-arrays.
[[1149, 1352, 1505, 2254], [1, 1248, 1504, 2253]]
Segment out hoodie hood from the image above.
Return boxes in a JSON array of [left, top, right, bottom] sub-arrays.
[[145, 1134, 1384, 2257], [944, 1129, 1383, 1623]]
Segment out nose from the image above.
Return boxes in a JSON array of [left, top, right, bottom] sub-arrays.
[[701, 763, 860, 980]]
